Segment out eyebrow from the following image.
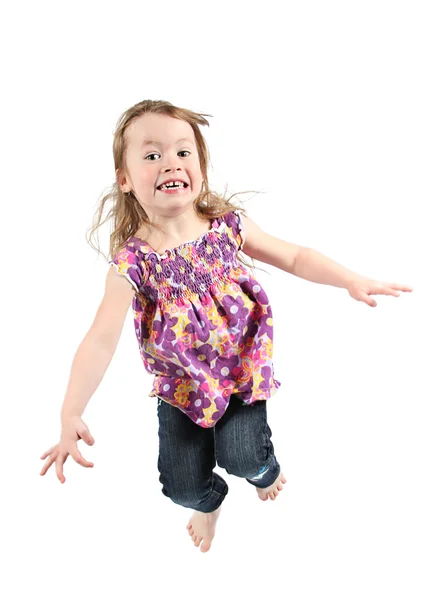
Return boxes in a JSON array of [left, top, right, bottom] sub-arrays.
[[140, 137, 194, 149]]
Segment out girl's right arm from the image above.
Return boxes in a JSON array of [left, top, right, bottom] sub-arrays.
[[40, 266, 136, 483]]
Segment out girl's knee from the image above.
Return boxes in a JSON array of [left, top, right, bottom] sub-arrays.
[[217, 450, 266, 479]]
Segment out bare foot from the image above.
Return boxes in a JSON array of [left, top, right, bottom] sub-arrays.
[[256, 471, 287, 501], [186, 506, 222, 552]]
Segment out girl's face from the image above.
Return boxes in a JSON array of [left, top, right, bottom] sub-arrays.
[[119, 113, 204, 217]]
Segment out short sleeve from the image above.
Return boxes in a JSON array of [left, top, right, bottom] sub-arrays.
[[109, 247, 147, 294], [226, 209, 246, 251]]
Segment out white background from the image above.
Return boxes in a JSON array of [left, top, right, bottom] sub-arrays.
[[2, 0, 432, 598]]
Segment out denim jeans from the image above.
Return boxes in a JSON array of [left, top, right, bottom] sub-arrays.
[[156, 393, 281, 513]]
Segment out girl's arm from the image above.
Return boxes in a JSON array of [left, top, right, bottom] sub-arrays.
[[60, 266, 135, 423], [239, 214, 412, 305]]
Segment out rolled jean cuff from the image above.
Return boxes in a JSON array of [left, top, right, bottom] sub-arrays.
[[245, 455, 281, 489], [195, 473, 229, 513]]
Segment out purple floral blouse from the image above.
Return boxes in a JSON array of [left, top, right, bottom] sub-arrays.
[[109, 209, 281, 428]]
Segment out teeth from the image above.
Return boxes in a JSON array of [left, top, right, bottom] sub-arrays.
[[159, 181, 186, 190]]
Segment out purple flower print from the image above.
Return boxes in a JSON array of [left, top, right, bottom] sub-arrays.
[[257, 308, 274, 342], [184, 304, 218, 343], [152, 315, 178, 345], [210, 354, 240, 381], [126, 266, 142, 291], [118, 209, 282, 429], [243, 318, 259, 340], [238, 277, 270, 305], [153, 261, 172, 283], [223, 210, 237, 230], [141, 283, 158, 303], [218, 231, 236, 262], [167, 342, 191, 368], [155, 377, 178, 397], [159, 339, 179, 361], [209, 394, 232, 423], [145, 252, 160, 269], [258, 365, 273, 392], [195, 237, 221, 265], [186, 268, 215, 296], [185, 343, 220, 369], [189, 389, 212, 411], [169, 254, 195, 285], [219, 294, 249, 328], [140, 351, 172, 375], [132, 295, 144, 313]]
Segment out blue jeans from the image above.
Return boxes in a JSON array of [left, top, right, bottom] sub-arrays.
[[156, 393, 281, 513]]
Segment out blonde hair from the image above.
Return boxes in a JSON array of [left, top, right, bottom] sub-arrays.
[[86, 99, 268, 275]]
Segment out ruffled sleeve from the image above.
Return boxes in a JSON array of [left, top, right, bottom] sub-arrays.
[[226, 209, 246, 251], [109, 246, 148, 294]]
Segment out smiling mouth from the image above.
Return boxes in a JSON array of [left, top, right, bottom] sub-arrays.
[[156, 182, 189, 191]]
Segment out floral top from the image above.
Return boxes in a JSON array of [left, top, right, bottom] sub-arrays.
[[109, 209, 281, 428]]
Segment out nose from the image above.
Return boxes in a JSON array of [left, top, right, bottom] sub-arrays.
[[161, 151, 183, 172], [163, 165, 182, 173]]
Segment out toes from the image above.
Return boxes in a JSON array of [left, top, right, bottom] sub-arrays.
[[200, 541, 211, 552], [194, 537, 203, 547]]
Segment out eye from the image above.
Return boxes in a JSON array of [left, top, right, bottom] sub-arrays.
[[145, 150, 191, 161]]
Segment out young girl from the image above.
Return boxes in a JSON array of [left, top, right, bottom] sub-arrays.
[[39, 99, 413, 553]]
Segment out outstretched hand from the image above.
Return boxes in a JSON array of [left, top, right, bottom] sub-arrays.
[[40, 416, 95, 483], [347, 278, 413, 307]]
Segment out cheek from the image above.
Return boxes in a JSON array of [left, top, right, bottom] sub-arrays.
[[140, 169, 157, 186], [192, 163, 203, 179]]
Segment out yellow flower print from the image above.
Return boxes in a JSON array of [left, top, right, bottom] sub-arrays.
[[172, 316, 191, 340], [179, 246, 192, 260], [237, 356, 254, 383], [202, 401, 218, 425], [261, 337, 273, 359], [173, 379, 194, 407], [207, 327, 230, 354], [204, 303, 224, 328], [253, 369, 265, 391]]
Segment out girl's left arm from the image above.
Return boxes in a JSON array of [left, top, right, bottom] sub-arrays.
[[293, 247, 413, 307], [240, 215, 413, 308]]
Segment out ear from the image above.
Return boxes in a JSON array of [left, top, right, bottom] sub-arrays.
[[116, 168, 129, 193]]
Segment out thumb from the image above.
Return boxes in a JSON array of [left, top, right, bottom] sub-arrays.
[[361, 292, 377, 307], [84, 434, 95, 445], [79, 427, 95, 446]]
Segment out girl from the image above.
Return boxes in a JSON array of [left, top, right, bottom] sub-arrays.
[[40, 99, 413, 553]]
